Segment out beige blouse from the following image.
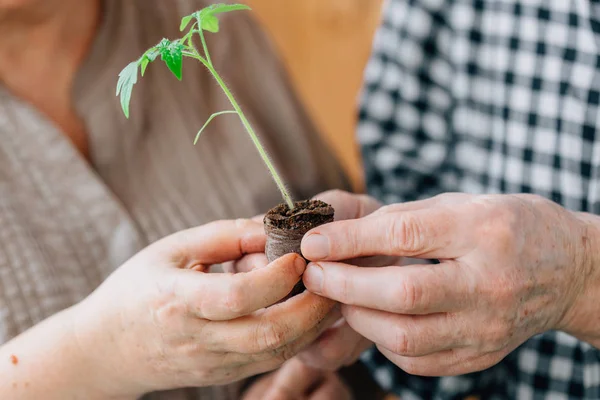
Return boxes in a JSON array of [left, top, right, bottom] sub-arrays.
[[0, 0, 349, 398]]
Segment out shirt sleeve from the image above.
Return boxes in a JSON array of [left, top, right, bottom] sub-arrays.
[[357, 0, 459, 205]]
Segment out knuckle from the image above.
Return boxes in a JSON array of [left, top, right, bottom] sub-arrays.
[[256, 321, 289, 352], [483, 207, 518, 251], [151, 288, 185, 326], [391, 327, 413, 356], [224, 281, 247, 316], [393, 278, 422, 312], [388, 214, 424, 255], [335, 275, 351, 302], [271, 343, 298, 365]]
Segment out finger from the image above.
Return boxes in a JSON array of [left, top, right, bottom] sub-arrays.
[[177, 253, 306, 320], [266, 358, 324, 397], [224, 253, 269, 273], [297, 320, 370, 371], [205, 290, 338, 353], [370, 192, 471, 216], [310, 374, 351, 400], [157, 219, 266, 267], [376, 345, 502, 377], [342, 305, 468, 357], [301, 207, 471, 261], [303, 262, 473, 314], [228, 309, 343, 382], [312, 190, 382, 221], [241, 373, 276, 400]]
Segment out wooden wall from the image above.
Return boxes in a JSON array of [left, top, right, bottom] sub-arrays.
[[245, 0, 384, 191]]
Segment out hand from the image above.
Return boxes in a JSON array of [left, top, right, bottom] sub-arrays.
[[242, 358, 352, 400], [223, 251, 371, 372], [73, 219, 337, 397], [300, 193, 594, 376], [224, 191, 389, 372]]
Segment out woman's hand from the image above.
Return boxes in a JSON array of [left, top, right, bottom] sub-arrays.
[[242, 358, 352, 400], [69, 219, 338, 397], [300, 193, 599, 376]]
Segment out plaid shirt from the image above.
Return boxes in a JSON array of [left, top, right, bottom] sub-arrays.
[[358, 0, 600, 399]]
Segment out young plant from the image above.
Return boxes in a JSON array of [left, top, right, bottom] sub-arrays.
[[116, 3, 295, 209]]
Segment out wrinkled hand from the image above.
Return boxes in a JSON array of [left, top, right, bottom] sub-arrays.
[[74, 219, 337, 398], [242, 358, 352, 400], [300, 193, 593, 376]]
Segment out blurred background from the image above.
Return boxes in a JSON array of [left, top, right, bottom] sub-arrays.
[[245, 0, 384, 191]]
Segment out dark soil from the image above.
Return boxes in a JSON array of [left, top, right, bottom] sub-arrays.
[[264, 200, 334, 232]]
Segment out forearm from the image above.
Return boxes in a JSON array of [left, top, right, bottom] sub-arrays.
[[0, 304, 133, 400], [561, 211, 600, 348]]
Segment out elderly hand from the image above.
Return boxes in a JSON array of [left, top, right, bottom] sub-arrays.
[[72, 219, 337, 398], [242, 358, 352, 400], [300, 192, 597, 376]]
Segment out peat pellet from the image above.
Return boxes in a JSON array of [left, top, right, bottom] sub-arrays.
[[264, 199, 334, 297]]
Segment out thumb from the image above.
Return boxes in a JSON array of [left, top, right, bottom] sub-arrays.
[[154, 219, 266, 267]]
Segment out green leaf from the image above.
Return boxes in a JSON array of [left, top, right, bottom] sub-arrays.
[[140, 48, 159, 76], [158, 39, 184, 80], [194, 110, 237, 144], [201, 15, 219, 33], [193, 3, 251, 33], [204, 3, 251, 16], [140, 58, 149, 76], [116, 61, 139, 119], [180, 15, 194, 31]]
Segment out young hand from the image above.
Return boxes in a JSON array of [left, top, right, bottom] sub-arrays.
[[73, 219, 337, 397]]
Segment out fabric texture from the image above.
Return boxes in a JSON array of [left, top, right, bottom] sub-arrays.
[[358, 0, 600, 399], [0, 0, 348, 399]]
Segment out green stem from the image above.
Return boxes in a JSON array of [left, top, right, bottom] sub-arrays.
[[198, 29, 212, 66], [188, 52, 295, 209]]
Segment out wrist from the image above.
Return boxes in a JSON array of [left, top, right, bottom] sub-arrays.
[[70, 297, 143, 400], [559, 211, 600, 347], [0, 304, 136, 400]]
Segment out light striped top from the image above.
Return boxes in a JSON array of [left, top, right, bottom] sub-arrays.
[[0, 0, 348, 398]]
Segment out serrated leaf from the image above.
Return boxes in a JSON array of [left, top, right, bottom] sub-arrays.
[[116, 61, 139, 119], [180, 15, 194, 31], [158, 39, 184, 80], [194, 3, 251, 33]]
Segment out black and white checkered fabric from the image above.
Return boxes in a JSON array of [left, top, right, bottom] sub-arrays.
[[357, 0, 600, 398]]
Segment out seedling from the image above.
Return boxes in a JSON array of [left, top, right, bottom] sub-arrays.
[[116, 4, 335, 295], [116, 3, 294, 209]]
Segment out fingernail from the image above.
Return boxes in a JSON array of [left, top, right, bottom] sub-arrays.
[[294, 256, 306, 275], [304, 263, 324, 293], [302, 234, 330, 259]]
